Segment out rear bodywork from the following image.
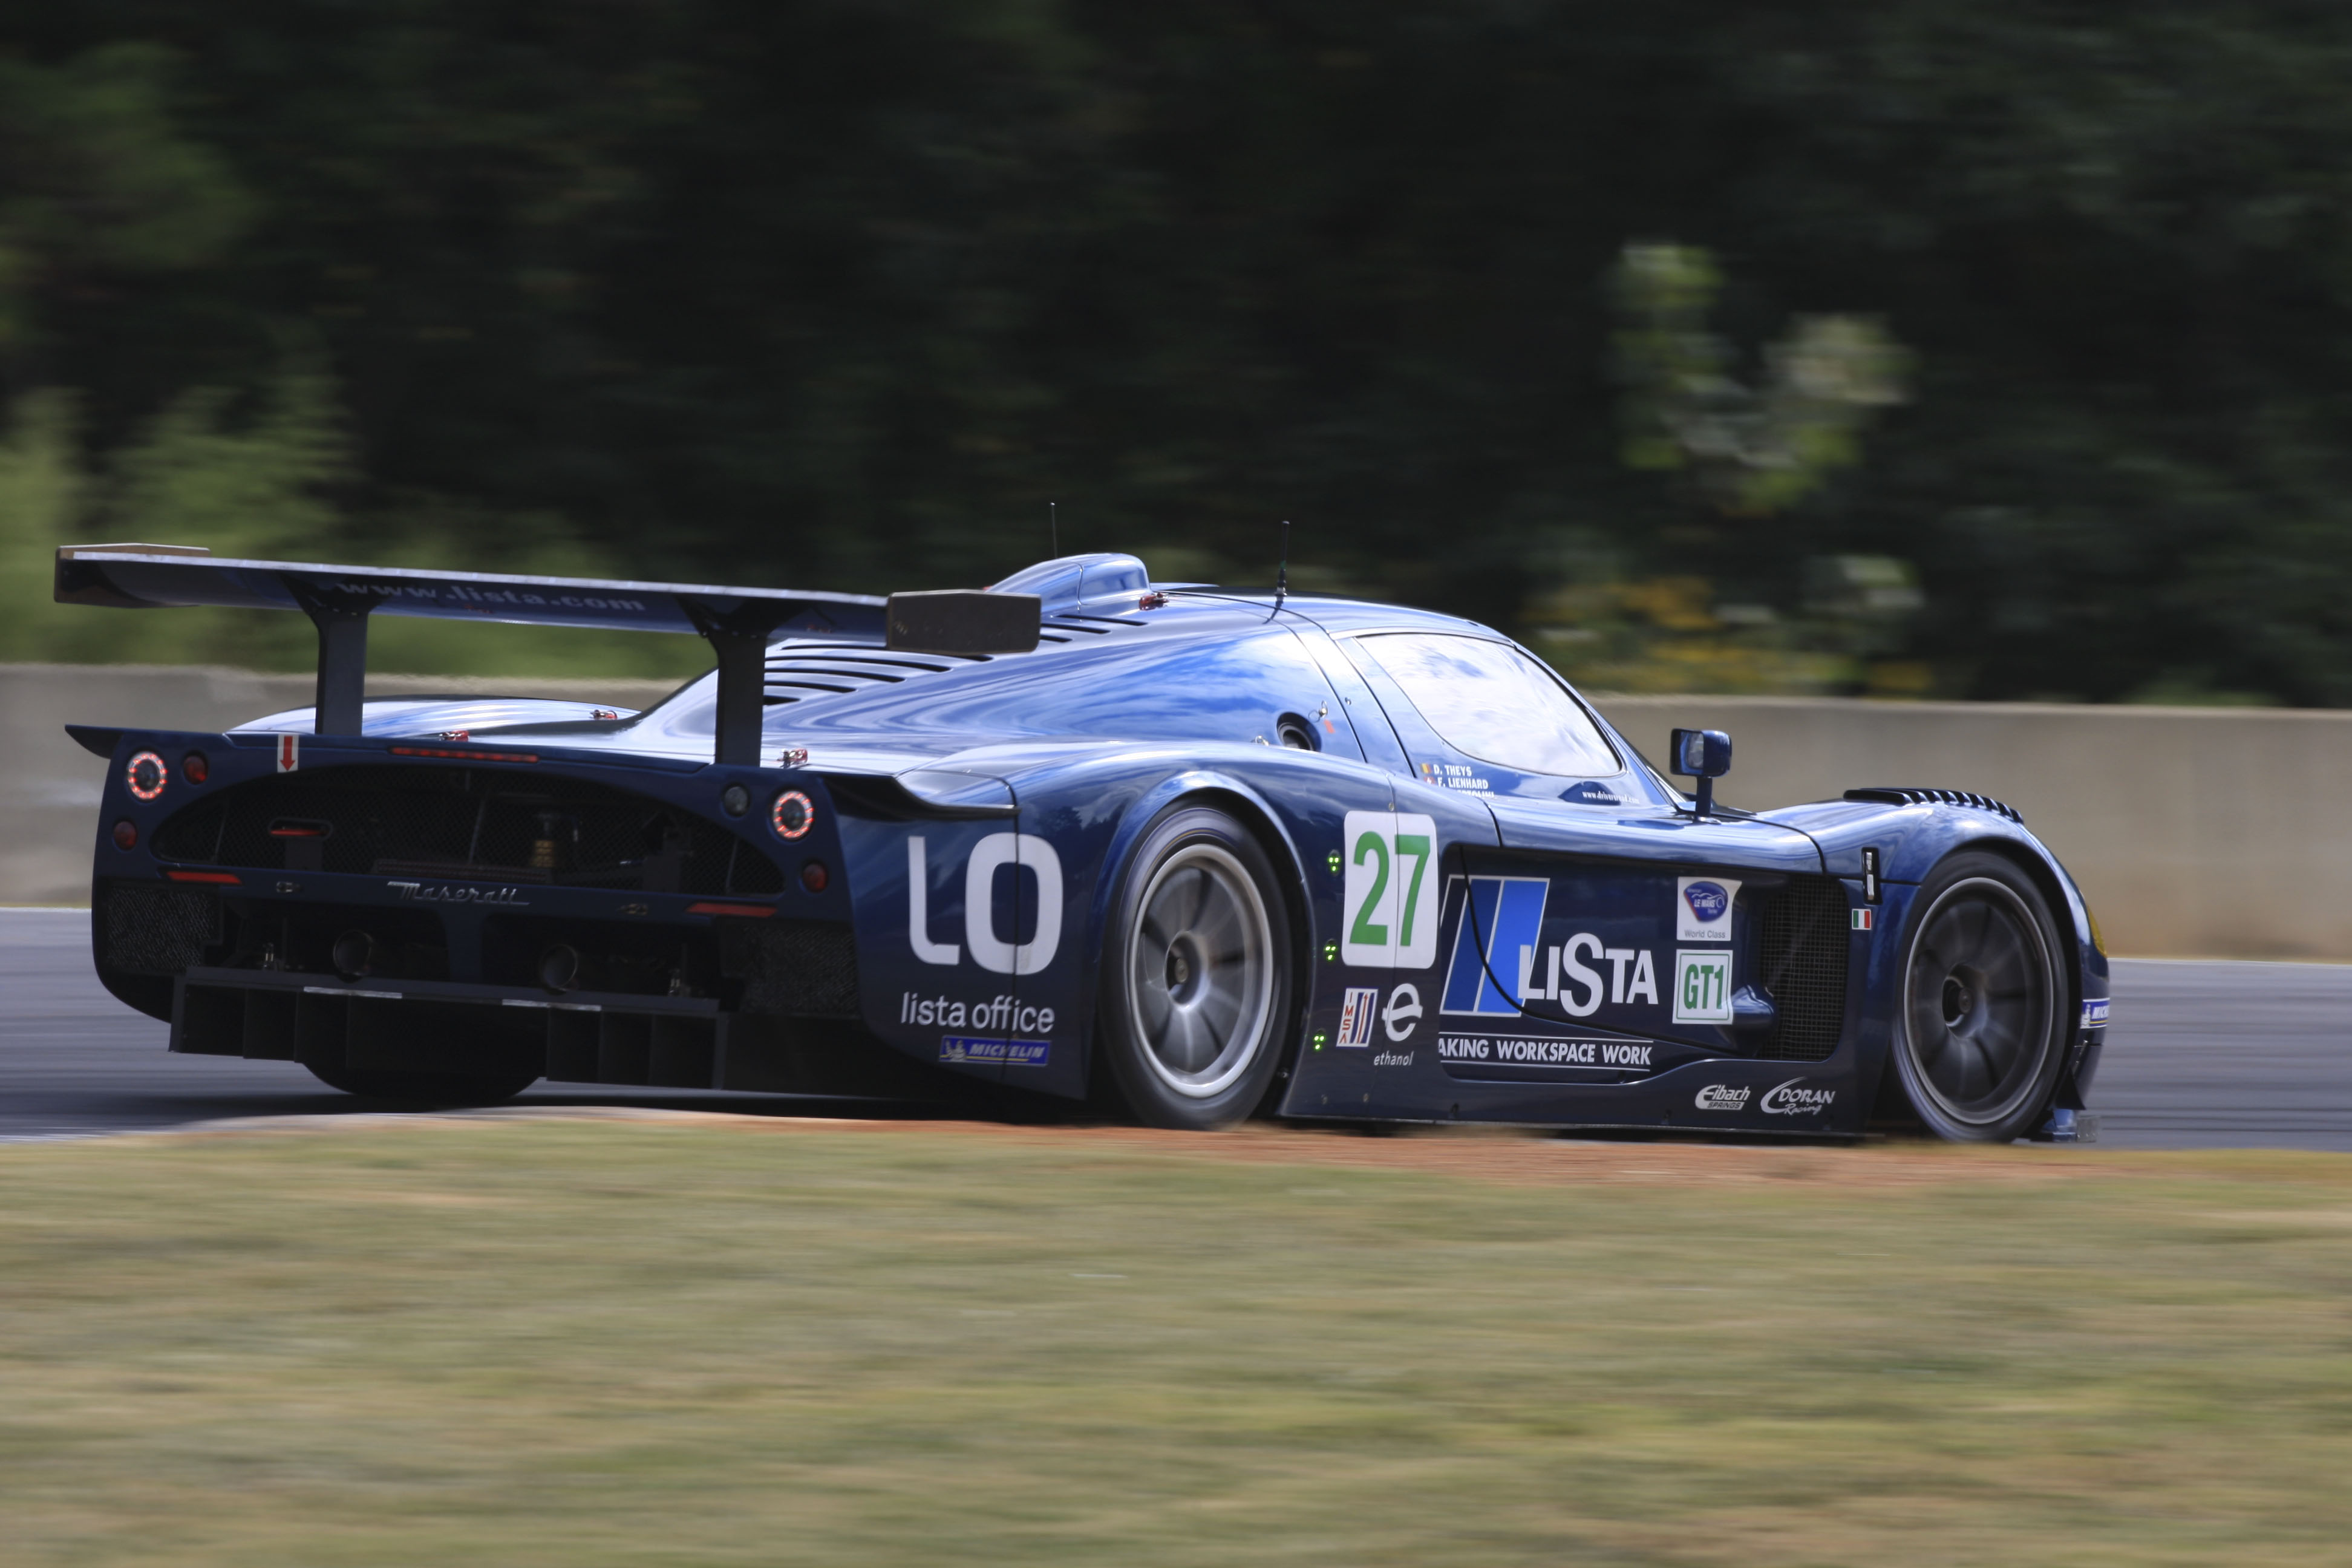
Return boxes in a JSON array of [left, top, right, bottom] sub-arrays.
[[70, 549, 2109, 1134]]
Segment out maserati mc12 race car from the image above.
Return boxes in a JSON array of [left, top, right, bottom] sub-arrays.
[[56, 545, 2109, 1142]]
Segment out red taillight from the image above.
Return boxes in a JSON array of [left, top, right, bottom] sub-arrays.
[[182, 751, 209, 785], [686, 901, 774, 919], [800, 860, 829, 893], [770, 789, 814, 840], [125, 751, 168, 802], [165, 869, 241, 884], [112, 820, 137, 851]]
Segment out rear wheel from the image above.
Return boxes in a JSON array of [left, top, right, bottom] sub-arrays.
[[306, 1064, 540, 1106], [1096, 805, 1293, 1129], [1892, 851, 2068, 1142]]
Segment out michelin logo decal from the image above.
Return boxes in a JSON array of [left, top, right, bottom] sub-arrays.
[[939, 1035, 1050, 1068]]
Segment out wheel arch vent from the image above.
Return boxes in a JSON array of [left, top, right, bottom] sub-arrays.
[[1842, 787, 2022, 823], [1755, 876, 1849, 1062]]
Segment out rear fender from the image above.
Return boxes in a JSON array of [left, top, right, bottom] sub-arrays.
[[234, 696, 639, 738]]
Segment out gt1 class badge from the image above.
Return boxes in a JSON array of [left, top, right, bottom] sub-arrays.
[[1673, 950, 1733, 1024]]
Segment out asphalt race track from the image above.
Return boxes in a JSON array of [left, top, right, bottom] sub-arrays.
[[2, 909, 2346, 1147]]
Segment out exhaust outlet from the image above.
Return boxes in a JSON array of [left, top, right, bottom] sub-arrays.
[[330, 929, 378, 981], [538, 944, 582, 993]]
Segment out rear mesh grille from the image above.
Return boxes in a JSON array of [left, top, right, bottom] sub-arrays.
[[719, 919, 860, 1017], [1756, 878, 1849, 1062], [98, 881, 221, 975], [151, 766, 782, 895]]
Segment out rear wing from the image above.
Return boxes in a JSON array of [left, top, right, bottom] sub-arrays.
[[56, 546, 1039, 764]]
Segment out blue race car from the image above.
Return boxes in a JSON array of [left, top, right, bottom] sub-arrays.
[[58, 546, 2109, 1142]]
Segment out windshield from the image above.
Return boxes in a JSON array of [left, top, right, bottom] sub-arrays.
[[1358, 633, 1620, 779]]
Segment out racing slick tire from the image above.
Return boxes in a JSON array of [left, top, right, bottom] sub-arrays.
[[1097, 805, 1294, 1131], [1890, 850, 2070, 1143], [305, 1064, 541, 1106]]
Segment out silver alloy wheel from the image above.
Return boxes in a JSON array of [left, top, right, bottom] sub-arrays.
[[1124, 842, 1277, 1099], [1901, 876, 2058, 1128]]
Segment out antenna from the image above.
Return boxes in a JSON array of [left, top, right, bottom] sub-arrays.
[[1050, 501, 1057, 559], [1275, 520, 1290, 610]]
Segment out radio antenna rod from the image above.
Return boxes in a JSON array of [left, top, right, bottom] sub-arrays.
[[1050, 501, 1058, 559], [1274, 520, 1290, 610]]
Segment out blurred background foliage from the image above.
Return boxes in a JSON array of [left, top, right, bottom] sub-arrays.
[[2, 3, 2350, 699]]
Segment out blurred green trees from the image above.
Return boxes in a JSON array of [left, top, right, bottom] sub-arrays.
[[4, 6, 2352, 698]]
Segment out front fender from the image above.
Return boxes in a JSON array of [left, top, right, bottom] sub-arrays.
[[1774, 794, 2109, 1109]]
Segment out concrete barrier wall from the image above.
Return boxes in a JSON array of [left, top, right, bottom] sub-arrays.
[[2, 665, 2341, 958], [1590, 696, 2352, 961]]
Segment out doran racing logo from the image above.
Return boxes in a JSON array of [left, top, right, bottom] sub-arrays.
[[1760, 1079, 1837, 1116], [1693, 1083, 1749, 1112]]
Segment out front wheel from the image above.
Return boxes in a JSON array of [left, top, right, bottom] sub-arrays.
[[1096, 805, 1294, 1129], [1890, 851, 2069, 1142]]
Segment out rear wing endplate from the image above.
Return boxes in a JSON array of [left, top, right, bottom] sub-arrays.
[[56, 546, 1037, 765]]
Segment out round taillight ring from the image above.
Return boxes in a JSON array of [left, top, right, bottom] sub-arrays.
[[770, 789, 815, 840], [112, 819, 138, 851], [182, 751, 209, 785], [125, 751, 168, 802]]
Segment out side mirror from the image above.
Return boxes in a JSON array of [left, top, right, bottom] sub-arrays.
[[1668, 727, 1733, 818]]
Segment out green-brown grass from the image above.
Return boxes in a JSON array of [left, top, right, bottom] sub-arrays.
[[5, 1117, 2351, 1566]]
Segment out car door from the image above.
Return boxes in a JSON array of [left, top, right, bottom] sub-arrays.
[[1333, 630, 1834, 1110]]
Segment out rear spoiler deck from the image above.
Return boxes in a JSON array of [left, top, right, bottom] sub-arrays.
[[56, 546, 1038, 765]]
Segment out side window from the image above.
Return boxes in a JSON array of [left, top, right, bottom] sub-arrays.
[[1356, 633, 1619, 779]]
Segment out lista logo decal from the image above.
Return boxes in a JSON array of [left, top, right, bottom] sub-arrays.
[[901, 993, 1056, 1036], [1439, 876, 1659, 1019], [908, 834, 1064, 975]]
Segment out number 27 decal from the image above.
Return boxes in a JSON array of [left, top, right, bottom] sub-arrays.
[[1341, 811, 1440, 970]]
